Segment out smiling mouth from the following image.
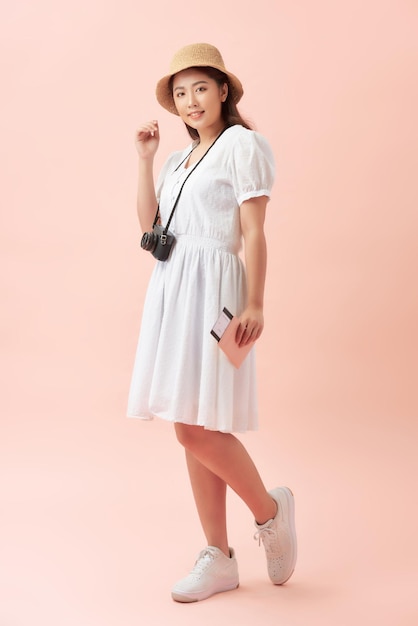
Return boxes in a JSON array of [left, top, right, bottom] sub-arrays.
[[188, 111, 204, 118]]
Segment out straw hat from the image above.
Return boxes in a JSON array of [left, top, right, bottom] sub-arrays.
[[156, 43, 244, 115]]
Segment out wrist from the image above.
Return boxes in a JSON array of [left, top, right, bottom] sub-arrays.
[[246, 302, 264, 312]]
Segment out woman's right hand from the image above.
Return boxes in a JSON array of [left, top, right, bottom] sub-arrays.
[[134, 120, 160, 159]]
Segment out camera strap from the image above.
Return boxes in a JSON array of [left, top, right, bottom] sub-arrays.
[[153, 125, 229, 234]]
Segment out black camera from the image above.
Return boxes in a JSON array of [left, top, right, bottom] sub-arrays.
[[140, 223, 175, 261]]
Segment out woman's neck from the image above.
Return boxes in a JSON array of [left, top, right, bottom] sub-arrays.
[[197, 123, 226, 148]]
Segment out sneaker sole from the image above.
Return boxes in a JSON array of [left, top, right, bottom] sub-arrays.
[[171, 582, 239, 603]]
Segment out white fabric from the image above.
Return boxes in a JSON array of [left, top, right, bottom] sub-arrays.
[[127, 125, 275, 433]]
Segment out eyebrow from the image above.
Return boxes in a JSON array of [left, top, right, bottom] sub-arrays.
[[173, 80, 209, 91]]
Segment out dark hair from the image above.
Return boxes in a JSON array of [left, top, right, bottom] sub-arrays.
[[170, 67, 252, 140]]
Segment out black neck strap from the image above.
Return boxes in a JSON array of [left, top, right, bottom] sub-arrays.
[[153, 126, 229, 233]]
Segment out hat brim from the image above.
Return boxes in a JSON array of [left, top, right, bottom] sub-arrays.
[[156, 65, 244, 115]]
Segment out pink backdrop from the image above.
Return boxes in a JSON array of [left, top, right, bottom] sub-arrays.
[[1, 1, 417, 625]]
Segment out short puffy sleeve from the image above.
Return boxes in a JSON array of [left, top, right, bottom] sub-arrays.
[[228, 129, 275, 206]]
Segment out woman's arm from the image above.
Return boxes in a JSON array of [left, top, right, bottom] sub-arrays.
[[134, 120, 160, 233], [237, 195, 268, 347]]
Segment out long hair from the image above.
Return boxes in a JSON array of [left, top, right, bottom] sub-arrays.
[[169, 67, 252, 140]]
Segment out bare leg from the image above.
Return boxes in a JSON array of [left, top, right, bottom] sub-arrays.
[[185, 451, 229, 556], [175, 424, 277, 527]]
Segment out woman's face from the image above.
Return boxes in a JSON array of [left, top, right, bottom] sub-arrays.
[[172, 68, 228, 135]]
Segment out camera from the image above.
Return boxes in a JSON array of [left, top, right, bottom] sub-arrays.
[[140, 223, 175, 261]]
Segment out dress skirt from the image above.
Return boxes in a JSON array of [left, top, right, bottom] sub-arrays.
[[126, 234, 258, 433]]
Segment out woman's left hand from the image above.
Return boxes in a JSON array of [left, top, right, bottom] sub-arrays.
[[236, 306, 264, 347]]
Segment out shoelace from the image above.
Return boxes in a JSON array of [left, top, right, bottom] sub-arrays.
[[192, 548, 216, 574], [253, 526, 276, 547]]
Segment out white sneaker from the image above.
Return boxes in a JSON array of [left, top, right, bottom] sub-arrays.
[[171, 546, 239, 602], [254, 486, 297, 584]]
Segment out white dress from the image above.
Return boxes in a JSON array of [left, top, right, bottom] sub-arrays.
[[127, 124, 275, 432]]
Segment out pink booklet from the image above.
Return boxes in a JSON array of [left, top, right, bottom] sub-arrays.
[[211, 307, 255, 368]]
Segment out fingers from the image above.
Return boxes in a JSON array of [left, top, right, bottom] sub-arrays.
[[135, 120, 159, 142], [236, 318, 263, 347]]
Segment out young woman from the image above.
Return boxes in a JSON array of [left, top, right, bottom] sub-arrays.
[[127, 43, 297, 603]]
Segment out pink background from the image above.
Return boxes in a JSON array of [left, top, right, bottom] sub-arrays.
[[1, 1, 417, 624]]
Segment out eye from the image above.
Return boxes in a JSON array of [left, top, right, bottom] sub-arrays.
[[175, 91, 185, 98], [196, 86, 206, 93]]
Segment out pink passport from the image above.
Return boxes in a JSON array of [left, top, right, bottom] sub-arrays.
[[211, 307, 255, 369]]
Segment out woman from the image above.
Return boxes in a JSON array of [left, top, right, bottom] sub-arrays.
[[127, 43, 297, 602]]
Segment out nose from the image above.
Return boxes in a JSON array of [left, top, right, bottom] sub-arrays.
[[187, 90, 198, 108]]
